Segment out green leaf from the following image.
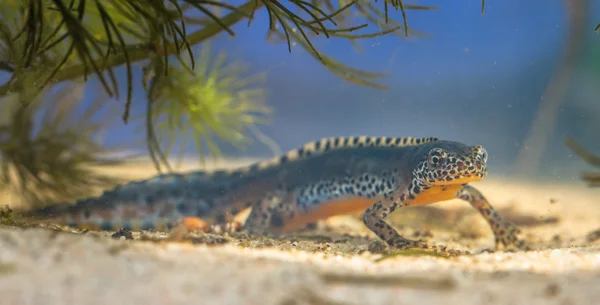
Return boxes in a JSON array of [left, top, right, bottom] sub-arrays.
[[145, 43, 272, 171], [0, 82, 128, 208]]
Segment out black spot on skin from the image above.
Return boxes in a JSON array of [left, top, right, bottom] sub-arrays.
[[305, 222, 317, 230], [152, 189, 167, 199], [215, 214, 226, 224], [176, 203, 189, 214], [196, 205, 209, 216], [83, 208, 91, 219], [270, 214, 285, 228], [144, 194, 158, 204], [216, 186, 228, 195]]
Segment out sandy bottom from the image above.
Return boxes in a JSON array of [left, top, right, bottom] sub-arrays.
[[1, 159, 600, 305]]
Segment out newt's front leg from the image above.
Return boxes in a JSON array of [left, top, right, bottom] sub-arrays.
[[456, 185, 529, 251], [362, 193, 462, 256]]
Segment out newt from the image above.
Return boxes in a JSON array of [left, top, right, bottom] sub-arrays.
[[21, 136, 528, 253]]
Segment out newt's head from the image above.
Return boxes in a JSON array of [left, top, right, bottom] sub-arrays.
[[412, 140, 488, 187]]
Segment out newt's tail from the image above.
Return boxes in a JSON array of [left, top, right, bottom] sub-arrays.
[[19, 171, 224, 232]]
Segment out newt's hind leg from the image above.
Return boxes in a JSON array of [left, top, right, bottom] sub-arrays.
[[362, 193, 463, 256], [243, 190, 298, 235], [168, 215, 245, 240], [243, 190, 326, 235], [456, 185, 529, 251]]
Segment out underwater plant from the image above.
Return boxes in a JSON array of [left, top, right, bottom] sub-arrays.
[[565, 137, 600, 187]]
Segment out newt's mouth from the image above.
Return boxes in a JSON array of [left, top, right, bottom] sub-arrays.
[[428, 168, 488, 186], [442, 174, 486, 185]]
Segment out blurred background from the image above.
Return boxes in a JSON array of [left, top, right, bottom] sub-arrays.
[[80, 0, 600, 176], [1, 0, 599, 208]]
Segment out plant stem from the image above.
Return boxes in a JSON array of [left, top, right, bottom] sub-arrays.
[[512, 0, 588, 177], [0, 0, 263, 98]]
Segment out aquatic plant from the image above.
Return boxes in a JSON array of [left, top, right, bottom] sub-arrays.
[[0, 0, 441, 119], [565, 137, 600, 187]]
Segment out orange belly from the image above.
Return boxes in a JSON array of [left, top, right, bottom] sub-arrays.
[[408, 184, 464, 205], [280, 196, 379, 232], [278, 184, 465, 232]]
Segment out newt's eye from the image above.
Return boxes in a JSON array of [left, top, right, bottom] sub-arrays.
[[429, 155, 443, 167], [478, 148, 488, 163], [427, 148, 445, 167]]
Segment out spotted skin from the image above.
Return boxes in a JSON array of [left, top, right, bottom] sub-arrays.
[[22, 136, 528, 254], [241, 139, 528, 254]]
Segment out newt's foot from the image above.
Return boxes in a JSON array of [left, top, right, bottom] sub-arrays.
[[209, 221, 243, 234], [493, 220, 530, 251], [168, 217, 243, 240], [387, 236, 467, 257], [111, 227, 134, 240]]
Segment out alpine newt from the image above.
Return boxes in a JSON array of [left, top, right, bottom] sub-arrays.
[[22, 136, 528, 253]]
